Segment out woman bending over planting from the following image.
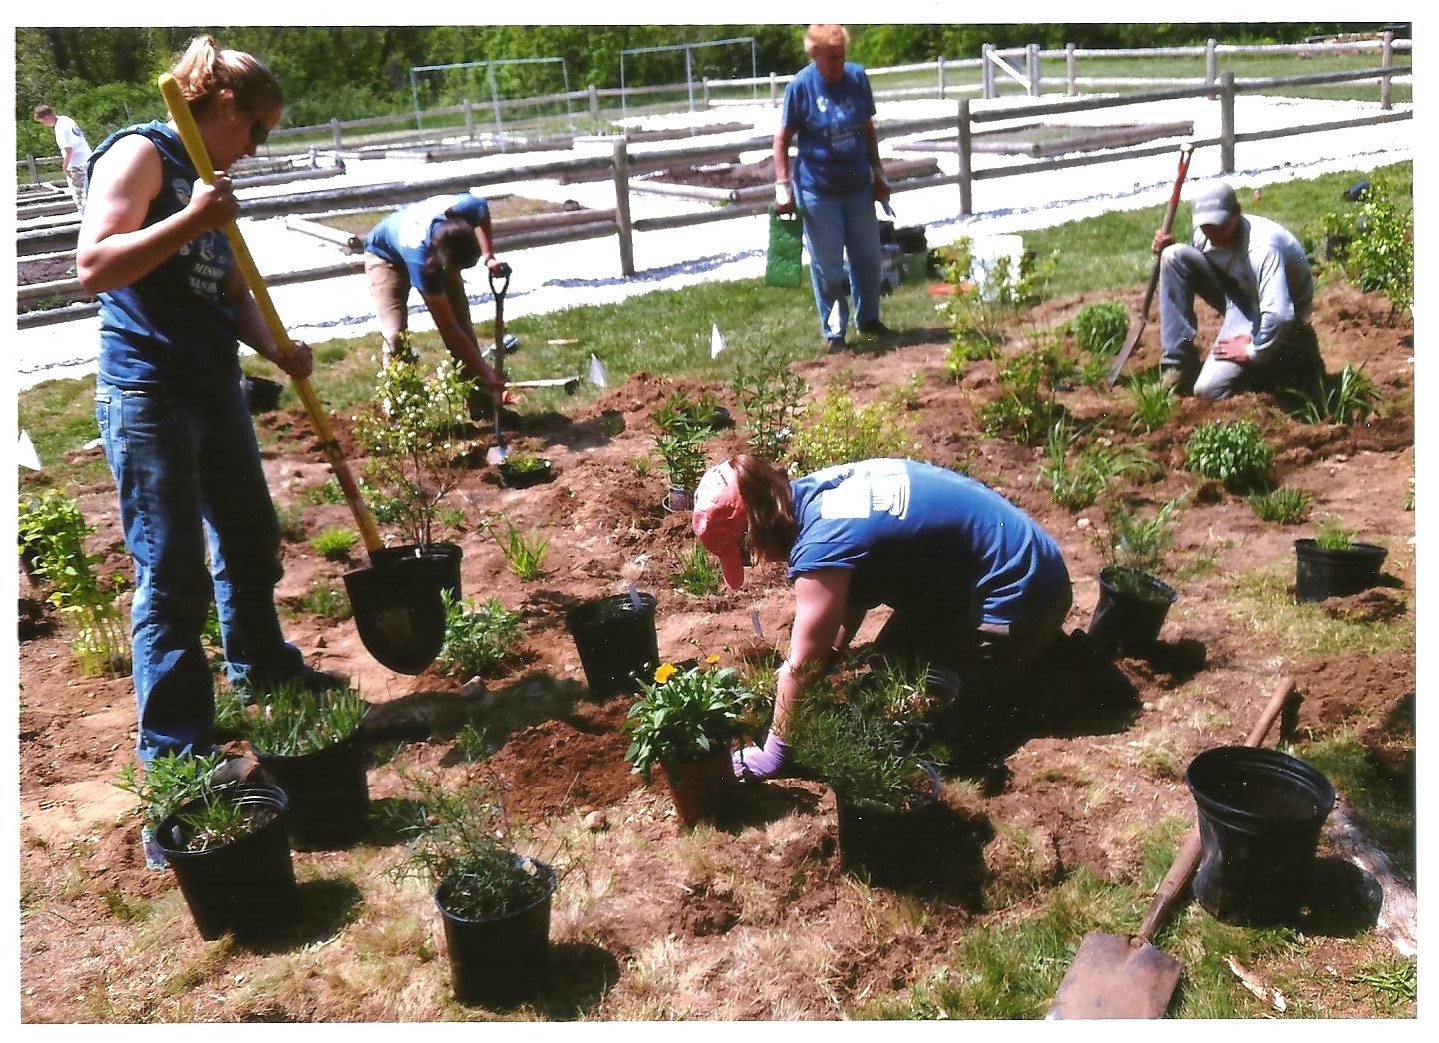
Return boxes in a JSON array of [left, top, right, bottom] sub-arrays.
[[692, 455, 1073, 780], [364, 193, 517, 421], [77, 34, 344, 765]]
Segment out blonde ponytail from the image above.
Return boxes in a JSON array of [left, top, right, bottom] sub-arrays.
[[168, 34, 282, 117]]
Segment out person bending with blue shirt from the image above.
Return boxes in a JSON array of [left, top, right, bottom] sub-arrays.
[[774, 24, 892, 352], [693, 454, 1073, 781], [365, 192, 514, 417]]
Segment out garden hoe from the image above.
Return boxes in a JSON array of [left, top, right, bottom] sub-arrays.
[[159, 73, 449, 676], [1105, 142, 1196, 390], [1047, 676, 1297, 1020]]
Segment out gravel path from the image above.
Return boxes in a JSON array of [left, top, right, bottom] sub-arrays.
[[14, 93, 1411, 390]]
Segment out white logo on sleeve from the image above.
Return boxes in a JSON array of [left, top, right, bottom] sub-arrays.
[[818, 463, 910, 520]]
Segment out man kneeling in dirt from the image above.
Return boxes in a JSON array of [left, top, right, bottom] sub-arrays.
[[1154, 181, 1322, 400]]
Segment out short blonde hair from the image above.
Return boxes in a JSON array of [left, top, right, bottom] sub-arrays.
[[804, 24, 850, 56]]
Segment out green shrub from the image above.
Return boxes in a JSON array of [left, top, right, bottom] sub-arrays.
[[1248, 486, 1312, 524], [731, 341, 808, 461], [437, 591, 525, 678], [1071, 300, 1130, 356], [1315, 516, 1359, 551], [309, 526, 359, 561], [1317, 172, 1413, 318], [938, 238, 1058, 349], [1184, 419, 1274, 492], [980, 343, 1069, 446], [788, 384, 915, 475], [651, 420, 710, 498]]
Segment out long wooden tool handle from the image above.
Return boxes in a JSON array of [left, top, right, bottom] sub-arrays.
[[1133, 675, 1296, 943], [158, 74, 383, 556], [1135, 144, 1196, 315]]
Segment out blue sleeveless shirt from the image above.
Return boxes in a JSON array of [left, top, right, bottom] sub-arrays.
[[89, 121, 240, 391]]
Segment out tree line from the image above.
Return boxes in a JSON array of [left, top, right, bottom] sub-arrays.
[[15, 23, 1385, 161]]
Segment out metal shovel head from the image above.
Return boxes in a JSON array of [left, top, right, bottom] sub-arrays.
[[1105, 317, 1148, 389], [342, 556, 449, 675], [1047, 931, 1183, 1020]]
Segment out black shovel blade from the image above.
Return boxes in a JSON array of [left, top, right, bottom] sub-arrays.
[[1105, 318, 1147, 390], [343, 557, 449, 674], [1048, 932, 1183, 1020]]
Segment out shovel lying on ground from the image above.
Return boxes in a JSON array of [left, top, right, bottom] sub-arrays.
[[1105, 142, 1195, 390], [507, 375, 582, 395], [159, 74, 449, 675], [1048, 675, 1297, 1020]]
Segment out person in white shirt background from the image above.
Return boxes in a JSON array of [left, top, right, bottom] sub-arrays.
[[34, 102, 94, 214]]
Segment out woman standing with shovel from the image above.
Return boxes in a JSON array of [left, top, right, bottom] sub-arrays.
[[77, 35, 345, 769]]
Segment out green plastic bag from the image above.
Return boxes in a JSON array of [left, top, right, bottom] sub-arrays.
[[765, 205, 805, 287]]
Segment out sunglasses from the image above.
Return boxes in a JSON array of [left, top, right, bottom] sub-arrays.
[[249, 118, 270, 148]]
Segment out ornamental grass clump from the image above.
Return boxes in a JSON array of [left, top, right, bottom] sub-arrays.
[[624, 659, 754, 779], [1071, 300, 1130, 357], [240, 683, 368, 758]]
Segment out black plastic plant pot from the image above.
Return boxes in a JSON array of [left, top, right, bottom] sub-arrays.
[[1186, 746, 1336, 926], [498, 459, 555, 489], [1088, 566, 1179, 657], [254, 738, 369, 850], [835, 762, 943, 887], [155, 784, 299, 941], [344, 542, 462, 674], [563, 592, 659, 699], [241, 375, 284, 414], [707, 406, 735, 431], [437, 858, 557, 1008], [663, 488, 692, 513], [1293, 539, 1388, 603]]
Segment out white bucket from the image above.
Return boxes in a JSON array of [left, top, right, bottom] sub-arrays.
[[969, 234, 1026, 301]]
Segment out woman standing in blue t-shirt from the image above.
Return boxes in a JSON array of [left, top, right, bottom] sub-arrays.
[[364, 193, 511, 416], [692, 454, 1073, 780], [774, 24, 892, 351], [78, 35, 343, 766]]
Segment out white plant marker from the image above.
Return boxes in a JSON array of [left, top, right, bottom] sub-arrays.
[[588, 353, 609, 388], [749, 608, 765, 640], [710, 323, 727, 359], [17, 430, 42, 471]]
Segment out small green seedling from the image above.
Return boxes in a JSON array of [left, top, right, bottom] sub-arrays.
[[309, 526, 359, 561], [1314, 516, 1359, 550]]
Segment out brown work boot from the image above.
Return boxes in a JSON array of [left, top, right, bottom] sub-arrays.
[[1161, 362, 1197, 396]]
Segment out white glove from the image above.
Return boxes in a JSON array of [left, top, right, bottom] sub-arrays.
[[775, 181, 794, 208]]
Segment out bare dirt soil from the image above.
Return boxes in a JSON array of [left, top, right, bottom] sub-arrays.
[[17, 276, 1415, 1022]]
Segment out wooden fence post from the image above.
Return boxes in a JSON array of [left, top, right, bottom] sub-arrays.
[[1220, 71, 1236, 174], [589, 84, 600, 123], [1206, 38, 1219, 99], [937, 56, 946, 100], [702, 77, 710, 107], [26, 153, 39, 184], [464, 100, 476, 142], [956, 98, 973, 217], [1066, 43, 1077, 95], [770, 72, 778, 105], [612, 139, 635, 277], [330, 117, 342, 151], [1381, 31, 1394, 110], [982, 44, 995, 99], [1027, 43, 1041, 96]]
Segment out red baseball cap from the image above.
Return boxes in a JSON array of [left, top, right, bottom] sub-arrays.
[[692, 460, 748, 590]]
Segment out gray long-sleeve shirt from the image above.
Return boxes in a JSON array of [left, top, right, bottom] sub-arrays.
[[1194, 213, 1313, 359]]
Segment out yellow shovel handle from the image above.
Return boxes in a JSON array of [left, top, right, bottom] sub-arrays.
[[157, 74, 382, 554]]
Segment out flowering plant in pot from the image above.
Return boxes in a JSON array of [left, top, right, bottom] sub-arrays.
[[116, 751, 299, 939], [388, 765, 562, 1007], [623, 658, 753, 823], [226, 681, 371, 850]]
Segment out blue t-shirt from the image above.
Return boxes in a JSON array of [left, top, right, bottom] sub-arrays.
[[788, 459, 1070, 628], [365, 193, 490, 294], [90, 121, 241, 392], [781, 61, 877, 196]]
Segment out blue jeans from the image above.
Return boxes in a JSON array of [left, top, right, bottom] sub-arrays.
[[796, 184, 883, 340], [96, 377, 304, 761]]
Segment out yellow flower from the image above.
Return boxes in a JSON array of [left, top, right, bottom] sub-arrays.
[[653, 663, 677, 684], [705, 654, 721, 665]]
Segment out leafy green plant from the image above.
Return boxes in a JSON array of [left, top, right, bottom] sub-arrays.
[[1095, 496, 1182, 577], [17, 490, 130, 676], [115, 751, 253, 852], [980, 340, 1069, 446], [937, 237, 1059, 349], [489, 516, 550, 580], [309, 525, 359, 561], [1248, 486, 1312, 524], [353, 338, 481, 546], [1316, 172, 1413, 318], [303, 477, 348, 505], [1184, 419, 1275, 492], [500, 451, 547, 474], [1127, 371, 1177, 432], [672, 541, 723, 597], [1037, 421, 1157, 511], [1350, 958, 1416, 1011], [731, 340, 809, 461], [238, 683, 367, 758], [1071, 300, 1130, 356], [297, 581, 353, 621], [388, 766, 555, 922], [1314, 515, 1358, 550], [788, 384, 915, 475], [623, 659, 754, 779], [651, 419, 710, 499], [651, 388, 724, 433], [1283, 363, 1384, 424], [437, 590, 525, 678], [275, 503, 307, 542]]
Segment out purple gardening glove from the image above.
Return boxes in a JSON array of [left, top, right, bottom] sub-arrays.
[[733, 731, 790, 781]]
